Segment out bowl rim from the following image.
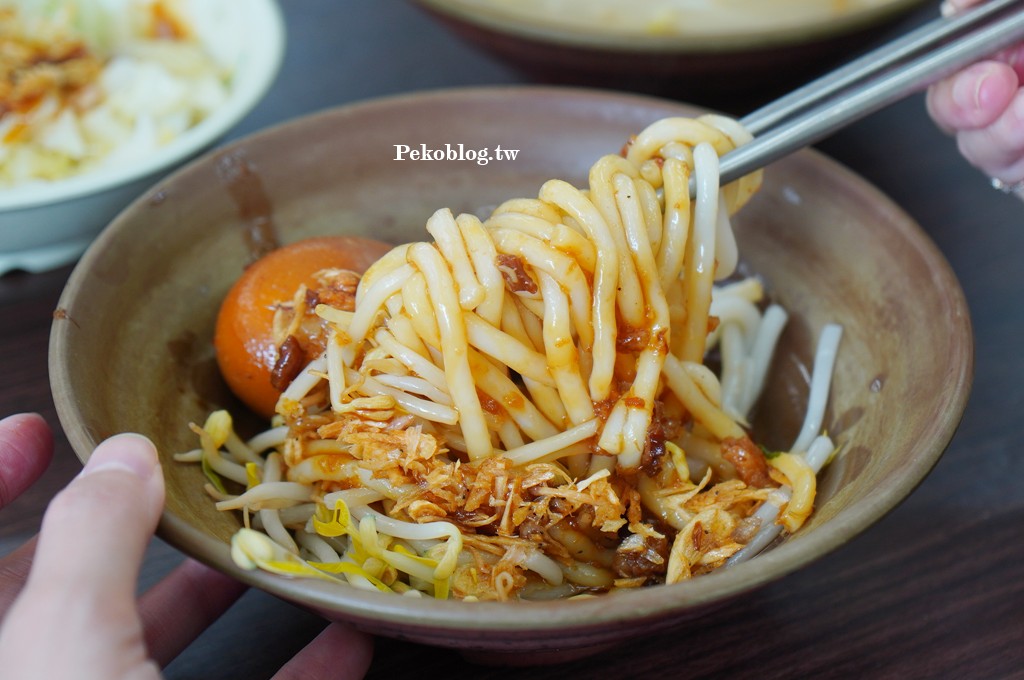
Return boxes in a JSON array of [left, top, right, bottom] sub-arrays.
[[415, 0, 928, 53], [50, 85, 973, 634], [0, 0, 286, 213]]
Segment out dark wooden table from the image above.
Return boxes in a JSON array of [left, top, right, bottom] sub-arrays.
[[3, 2, 1024, 678]]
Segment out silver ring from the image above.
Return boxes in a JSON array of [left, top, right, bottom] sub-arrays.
[[990, 177, 1024, 194]]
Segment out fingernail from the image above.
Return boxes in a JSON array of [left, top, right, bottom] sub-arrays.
[[942, 0, 973, 14], [82, 433, 159, 480], [953, 71, 988, 112]]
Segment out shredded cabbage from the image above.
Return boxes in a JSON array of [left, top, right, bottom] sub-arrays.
[[0, 0, 234, 186]]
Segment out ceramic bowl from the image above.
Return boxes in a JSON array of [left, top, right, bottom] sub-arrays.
[[414, 0, 929, 104], [0, 0, 285, 275], [49, 87, 972, 661]]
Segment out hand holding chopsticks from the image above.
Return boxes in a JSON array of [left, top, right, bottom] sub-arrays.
[[928, 0, 1024, 193], [705, 0, 1024, 195]]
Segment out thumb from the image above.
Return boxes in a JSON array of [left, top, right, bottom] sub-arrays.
[[24, 432, 165, 602], [0, 434, 165, 679]]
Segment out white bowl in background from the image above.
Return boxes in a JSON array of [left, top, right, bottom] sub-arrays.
[[0, 0, 286, 275]]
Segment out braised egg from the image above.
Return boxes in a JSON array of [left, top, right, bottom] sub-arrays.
[[214, 236, 392, 417]]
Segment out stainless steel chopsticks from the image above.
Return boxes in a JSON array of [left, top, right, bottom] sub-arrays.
[[705, 0, 1024, 192]]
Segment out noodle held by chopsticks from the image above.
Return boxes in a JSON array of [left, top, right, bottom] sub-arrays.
[[183, 113, 843, 601]]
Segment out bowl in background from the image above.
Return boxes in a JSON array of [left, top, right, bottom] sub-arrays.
[[415, 0, 931, 107], [49, 87, 971, 661], [0, 0, 286, 275]]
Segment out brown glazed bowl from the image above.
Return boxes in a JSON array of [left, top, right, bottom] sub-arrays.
[[413, 0, 930, 104], [50, 87, 971, 663]]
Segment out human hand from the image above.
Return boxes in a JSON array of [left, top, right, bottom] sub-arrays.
[[0, 413, 374, 679], [926, 0, 1024, 195]]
